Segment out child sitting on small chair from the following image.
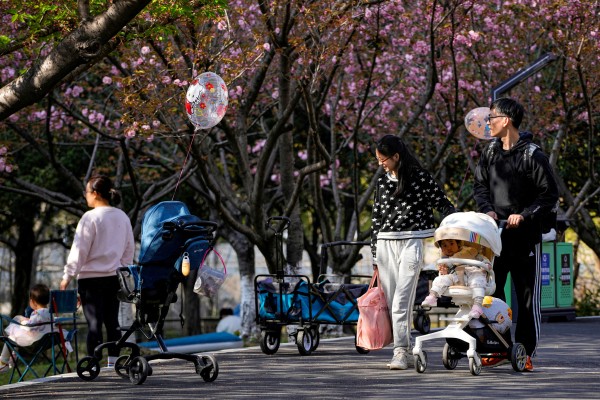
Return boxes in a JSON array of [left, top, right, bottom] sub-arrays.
[[0, 284, 52, 373], [421, 239, 491, 319]]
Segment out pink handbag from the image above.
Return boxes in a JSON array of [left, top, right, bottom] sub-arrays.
[[356, 269, 393, 350]]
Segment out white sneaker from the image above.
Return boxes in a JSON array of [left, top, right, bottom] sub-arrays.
[[389, 348, 409, 370]]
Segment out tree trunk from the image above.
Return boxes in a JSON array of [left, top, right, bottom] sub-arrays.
[[224, 229, 256, 339], [277, 45, 303, 276], [183, 269, 201, 335], [11, 217, 35, 316]]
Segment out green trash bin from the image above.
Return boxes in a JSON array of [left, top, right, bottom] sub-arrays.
[[504, 242, 575, 321], [555, 242, 574, 308], [503, 273, 512, 306], [541, 242, 556, 308]]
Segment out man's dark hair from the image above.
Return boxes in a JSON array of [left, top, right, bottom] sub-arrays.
[[490, 97, 524, 129]]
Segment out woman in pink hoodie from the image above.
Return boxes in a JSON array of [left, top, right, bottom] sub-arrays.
[[60, 175, 135, 367]]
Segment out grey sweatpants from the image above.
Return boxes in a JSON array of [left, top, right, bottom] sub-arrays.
[[376, 238, 423, 350]]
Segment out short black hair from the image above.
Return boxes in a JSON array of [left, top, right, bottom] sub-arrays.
[[490, 97, 524, 129], [219, 308, 234, 318], [30, 284, 50, 307]]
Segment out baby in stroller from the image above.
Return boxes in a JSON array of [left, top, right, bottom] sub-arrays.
[[421, 238, 492, 319], [412, 212, 527, 375]]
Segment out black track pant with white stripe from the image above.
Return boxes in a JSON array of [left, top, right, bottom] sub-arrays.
[[492, 226, 541, 357]]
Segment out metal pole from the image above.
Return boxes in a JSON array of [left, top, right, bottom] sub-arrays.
[[491, 53, 558, 101]]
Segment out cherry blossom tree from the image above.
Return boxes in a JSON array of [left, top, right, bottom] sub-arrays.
[[0, 0, 598, 331]]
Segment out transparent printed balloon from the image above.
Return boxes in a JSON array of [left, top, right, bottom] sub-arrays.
[[185, 72, 228, 130], [465, 106, 492, 140]]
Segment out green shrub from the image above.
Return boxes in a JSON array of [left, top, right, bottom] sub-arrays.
[[575, 287, 600, 316]]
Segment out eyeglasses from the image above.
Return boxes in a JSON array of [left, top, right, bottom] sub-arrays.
[[487, 114, 508, 122], [376, 156, 392, 164]]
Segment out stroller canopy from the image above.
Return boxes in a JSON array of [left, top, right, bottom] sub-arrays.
[[434, 212, 502, 256]]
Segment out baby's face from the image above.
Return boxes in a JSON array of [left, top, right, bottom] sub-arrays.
[[440, 240, 459, 257]]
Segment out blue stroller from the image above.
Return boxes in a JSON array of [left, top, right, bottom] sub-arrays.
[[75, 201, 219, 385]]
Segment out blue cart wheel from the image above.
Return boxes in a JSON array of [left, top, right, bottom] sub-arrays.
[[296, 329, 313, 356], [309, 325, 320, 351], [260, 329, 281, 355]]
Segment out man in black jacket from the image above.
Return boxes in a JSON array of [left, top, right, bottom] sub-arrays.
[[474, 97, 558, 371]]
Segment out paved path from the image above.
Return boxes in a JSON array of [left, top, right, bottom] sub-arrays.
[[2, 317, 600, 399]]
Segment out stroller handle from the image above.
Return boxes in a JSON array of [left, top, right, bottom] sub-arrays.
[[162, 219, 217, 232], [436, 258, 490, 270], [180, 220, 217, 233]]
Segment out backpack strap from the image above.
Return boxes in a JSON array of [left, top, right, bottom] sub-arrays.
[[485, 141, 500, 167], [523, 142, 540, 166], [486, 141, 539, 167]]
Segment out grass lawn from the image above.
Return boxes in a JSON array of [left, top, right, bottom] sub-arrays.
[[0, 351, 79, 386]]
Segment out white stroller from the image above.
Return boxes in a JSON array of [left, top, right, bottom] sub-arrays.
[[412, 212, 527, 375]]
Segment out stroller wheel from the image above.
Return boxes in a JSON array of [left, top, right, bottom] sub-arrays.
[[415, 351, 428, 373], [510, 343, 527, 372], [114, 355, 130, 379], [296, 329, 313, 356], [442, 343, 459, 370], [259, 329, 281, 355], [415, 313, 431, 334], [198, 354, 219, 382], [469, 356, 482, 376], [128, 356, 150, 385], [76, 356, 100, 381]]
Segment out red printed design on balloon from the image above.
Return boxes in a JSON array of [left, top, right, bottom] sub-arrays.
[[185, 72, 228, 129]]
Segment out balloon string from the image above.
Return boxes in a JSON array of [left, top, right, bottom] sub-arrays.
[[172, 130, 197, 201], [456, 140, 479, 204]]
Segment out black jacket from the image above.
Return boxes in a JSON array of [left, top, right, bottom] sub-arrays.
[[473, 132, 558, 230]]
